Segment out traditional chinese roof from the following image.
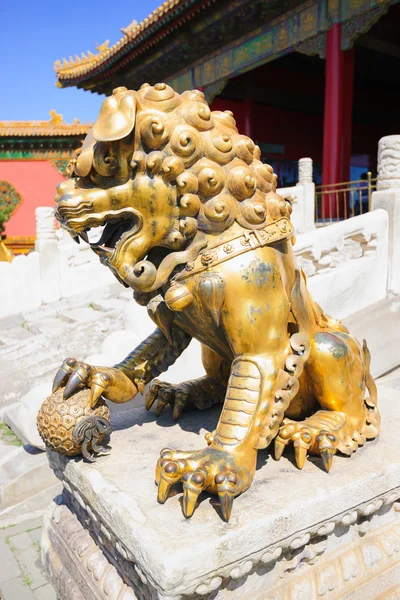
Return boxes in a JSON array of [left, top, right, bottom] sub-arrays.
[[54, 0, 210, 88], [0, 110, 92, 137]]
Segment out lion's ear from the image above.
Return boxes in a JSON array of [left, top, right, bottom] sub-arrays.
[[75, 128, 95, 177], [93, 87, 136, 142]]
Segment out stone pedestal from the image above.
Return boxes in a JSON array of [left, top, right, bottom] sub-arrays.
[[42, 386, 400, 599]]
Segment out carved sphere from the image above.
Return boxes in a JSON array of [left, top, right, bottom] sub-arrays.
[[37, 388, 110, 456]]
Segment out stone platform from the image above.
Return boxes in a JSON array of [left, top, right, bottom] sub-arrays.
[[42, 385, 400, 599]]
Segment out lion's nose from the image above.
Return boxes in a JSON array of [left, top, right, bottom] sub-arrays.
[[57, 194, 83, 216], [56, 180, 75, 196], [55, 180, 76, 203]]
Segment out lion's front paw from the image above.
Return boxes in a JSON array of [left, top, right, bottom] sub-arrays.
[[53, 358, 138, 407], [145, 375, 226, 420], [155, 446, 255, 521]]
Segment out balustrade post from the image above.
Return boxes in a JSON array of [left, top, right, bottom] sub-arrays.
[[297, 157, 315, 231], [35, 207, 61, 303], [372, 135, 400, 294]]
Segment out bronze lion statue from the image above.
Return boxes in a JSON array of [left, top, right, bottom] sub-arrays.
[[45, 83, 380, 521]]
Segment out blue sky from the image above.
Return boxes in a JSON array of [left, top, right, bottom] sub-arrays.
[[0, 1, 162, 124]]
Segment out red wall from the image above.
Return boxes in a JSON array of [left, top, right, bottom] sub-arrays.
[[0, 161, 65, 236]]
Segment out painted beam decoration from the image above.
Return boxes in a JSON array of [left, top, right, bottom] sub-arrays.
[[169, 1, 325, 93], [168, 0, 398, 94], [53, 0, 398, 99]]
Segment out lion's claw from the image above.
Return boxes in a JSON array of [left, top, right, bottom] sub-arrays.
[[53, 358, 137, 405], [155, 447, 253, 521], [173, 391, 190, 420], [155, 387, 174, 417], [145, 379, 195, 419], [145, 376, 225, 421], [182, 469, 207, 517], [274, 412, 342, 472], [64, 363, 92, 399], [52, 357, 77, 392]]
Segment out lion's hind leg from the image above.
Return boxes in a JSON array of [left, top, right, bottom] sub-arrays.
[[275, 331, 380, 472]]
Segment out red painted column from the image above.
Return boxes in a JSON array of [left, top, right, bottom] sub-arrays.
[[243, 98, 254, 140], [322, 23, 344, 218], [341, 48, 354, 183]]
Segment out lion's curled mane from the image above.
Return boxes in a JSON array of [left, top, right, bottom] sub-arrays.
[[73, 83, 291, 249]]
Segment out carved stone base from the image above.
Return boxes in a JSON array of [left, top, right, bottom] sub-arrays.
[[42, 385, 400, 599]]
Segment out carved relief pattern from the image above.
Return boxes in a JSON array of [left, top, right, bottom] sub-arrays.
[[298, 157, 313, 184], [51, 159, 70, 176], [377, 135, 400, 190], [48, 455, 400, 599], [295, 33, 326, 58], [43, 498, 136, 600], [35, 207, 57, 240], [204, 78, 228, 105], [295, 230, 378, 278], [342, 5, 389, 50], [267, 519, 400, 599]]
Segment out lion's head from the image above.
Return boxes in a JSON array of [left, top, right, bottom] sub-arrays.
[[55, 84, 291, 292]]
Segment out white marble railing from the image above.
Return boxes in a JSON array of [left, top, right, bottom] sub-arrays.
[[294, 209, 389, 319], [0, 209, 114, 319], [1, 146, 399, 320], [0, 252, 42, 317]]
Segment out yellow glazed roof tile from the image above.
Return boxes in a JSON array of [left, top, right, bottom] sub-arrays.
[[54, 0, 184, 81], [0, 111, 92, 137]]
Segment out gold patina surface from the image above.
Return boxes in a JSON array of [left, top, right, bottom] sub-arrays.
[[38, 84, 380, 522]]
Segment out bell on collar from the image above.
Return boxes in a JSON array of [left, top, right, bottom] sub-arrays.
[[165, 283, 194, 312]]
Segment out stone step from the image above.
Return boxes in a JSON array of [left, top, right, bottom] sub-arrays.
[[343, 295, 400, 378], [377, 365, 400, 391], [0, 445, 58, 512], [0, 307, 126, 410], [0, 483, 62, 529]]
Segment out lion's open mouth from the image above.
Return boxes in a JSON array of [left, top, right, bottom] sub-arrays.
[[85, 214, 139, 253], [56, 206, 142, 255]]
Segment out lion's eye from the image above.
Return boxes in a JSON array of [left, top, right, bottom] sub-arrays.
[[89, 169, 114, 187]]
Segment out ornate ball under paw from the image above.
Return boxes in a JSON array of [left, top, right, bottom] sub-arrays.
[[37, 387, 111, 459]]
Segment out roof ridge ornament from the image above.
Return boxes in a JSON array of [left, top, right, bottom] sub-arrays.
[[54, 42, 111, 72], [0, 112, 92, 137], [54, 0, 184, 79], [49, 109, 64, 125], [96, 40, 110, 54], [121, 19, 138, 36]]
